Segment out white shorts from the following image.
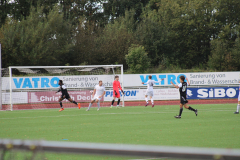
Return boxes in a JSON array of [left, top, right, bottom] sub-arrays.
[[145, 91, 153, 97], [238, 93, 240, 101], [92, 95, 102, 101]]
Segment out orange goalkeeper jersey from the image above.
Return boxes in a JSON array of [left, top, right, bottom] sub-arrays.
[[113, 80, 122, 91]]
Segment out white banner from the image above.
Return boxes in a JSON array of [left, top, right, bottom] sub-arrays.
[[2, 71, 240, 90], [2, 92, 28, 104], [104, 89, 180, 101], [125, 72, 240, 87]]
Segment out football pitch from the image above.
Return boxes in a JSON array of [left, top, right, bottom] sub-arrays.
[[0, 103, 239, 160]]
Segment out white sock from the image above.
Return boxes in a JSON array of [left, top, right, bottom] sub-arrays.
[[151, 98, 154, 104], [88, 103, 92, 110], [145, 98, 148, 103], [97, 101, 100, 109], [237, 104, 240, 112]]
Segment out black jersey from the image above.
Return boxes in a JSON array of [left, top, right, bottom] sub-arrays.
[[58, 84, 69, 98], [179, 82, 188, 104], [179, 82, 187, 97]]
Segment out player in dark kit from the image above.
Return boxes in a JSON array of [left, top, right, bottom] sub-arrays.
[[56, 80, 81, 112], [171, 76, 198, 118]]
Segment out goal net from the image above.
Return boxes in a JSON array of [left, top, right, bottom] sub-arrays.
[[2, 65, 124, 111]]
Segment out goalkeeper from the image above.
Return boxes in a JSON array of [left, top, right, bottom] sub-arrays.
[[110, 75, 124, 108]]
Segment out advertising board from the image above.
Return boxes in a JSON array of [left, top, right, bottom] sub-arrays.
[[187, 87, 239, 99], [104, 89, 180, 101], [2, 87, 239, 104], [2, 71, 240, 90], [28, 90, 100, 103]]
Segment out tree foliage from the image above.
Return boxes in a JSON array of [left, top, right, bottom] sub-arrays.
[[103, 0, 150, 23], [208, 24, 240, 71], [0, 5, 73, 67], [125, 44, 150, 73]]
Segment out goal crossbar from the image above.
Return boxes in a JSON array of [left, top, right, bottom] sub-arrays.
[[8, 65, 123, 69], [0, 139, 240, 160]]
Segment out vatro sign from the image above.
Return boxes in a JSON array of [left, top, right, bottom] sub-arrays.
[[125, 72, 240, 87], [2, 75, 116, 90]]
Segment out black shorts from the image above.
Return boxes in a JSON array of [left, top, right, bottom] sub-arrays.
[[61, 94, 70, 100], [180, 96, 188, 105]]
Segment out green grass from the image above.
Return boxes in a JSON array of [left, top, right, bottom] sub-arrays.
[[0, 104, 239, 160]]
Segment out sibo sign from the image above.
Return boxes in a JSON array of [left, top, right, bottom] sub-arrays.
[[187, 87, 239, 99]]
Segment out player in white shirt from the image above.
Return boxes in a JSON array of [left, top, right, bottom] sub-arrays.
[[142, 75, 164, 107], [234, 80, 240, 114], [86, 80, 106, 111]]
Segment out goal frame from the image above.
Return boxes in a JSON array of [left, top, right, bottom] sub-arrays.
[[8, 65, 124, 111]]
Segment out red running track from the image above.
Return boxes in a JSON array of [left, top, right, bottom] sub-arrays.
[[1, 99, 237, 110]]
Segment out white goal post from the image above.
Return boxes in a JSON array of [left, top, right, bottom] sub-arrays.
[[4, 65, 124, 111]]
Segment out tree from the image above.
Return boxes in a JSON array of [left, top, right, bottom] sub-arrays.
[[103, 0, 150, 23], [208, 39, 229, 71], [155, 0, 216, 68], [230, 37, 240, 71], [0, 5, 73, 67], [125, 44, 150, 73], [91, 10, 136, 66], [135, 0, 240, 69], [71, 10, 136, 66], [72, 20, 100, 65], [208, 24, 240, 71], [135, 12, 171, 67], [0, 0, 13, 27]]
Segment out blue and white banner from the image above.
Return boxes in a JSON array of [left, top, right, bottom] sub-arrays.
[[2, 75, 116, 90], [126, 72, 240, 86], [187, 87, 239, 99], [104, 88, 180, 101], [2, 71, 240, 90], [103, 87, 240, 101]]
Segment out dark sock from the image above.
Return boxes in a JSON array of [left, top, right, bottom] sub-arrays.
[[59, 102, 63, 108], [117, 99, 120, 105], [72, 101, 78, 105], [188, 106, 196, 111], [179, 108, 183, 116], [111, 100, 115, 105]]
